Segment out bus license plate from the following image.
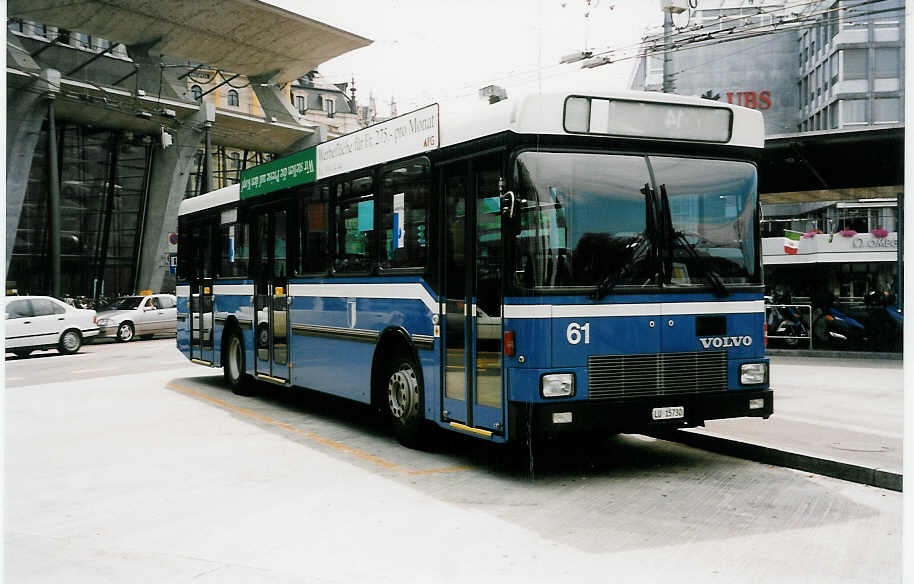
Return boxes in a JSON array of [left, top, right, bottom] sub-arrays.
[[652, 406, 684, 421]]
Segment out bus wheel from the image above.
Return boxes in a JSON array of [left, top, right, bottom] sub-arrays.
[[224, 329, 255, 396], [387, 353, 425, 447]]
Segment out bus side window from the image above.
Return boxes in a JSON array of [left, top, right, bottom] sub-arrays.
[[380, 158, 430, 269], [219, 221, 250, 277], [300, 184, 330, 274], [334, 173, 375, 274]]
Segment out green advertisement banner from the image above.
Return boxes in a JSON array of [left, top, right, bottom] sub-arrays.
[[240, 147, 316, 199]]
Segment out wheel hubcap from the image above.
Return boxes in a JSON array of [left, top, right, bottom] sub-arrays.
[[120, 324, 132, 340], [388, 365, 418, 420], [63, 332, 79, 350]]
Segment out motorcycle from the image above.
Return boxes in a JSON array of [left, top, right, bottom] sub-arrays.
[[811, 292, 868, 349], [765, 290, 809, 348]]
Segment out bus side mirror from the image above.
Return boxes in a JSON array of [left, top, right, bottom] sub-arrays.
[[501, 191, 516, 219]]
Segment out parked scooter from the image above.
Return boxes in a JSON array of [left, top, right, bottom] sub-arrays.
[[765, 289, 809, 348], [811, 291, 868, 348], [864, 290, 903, 352]]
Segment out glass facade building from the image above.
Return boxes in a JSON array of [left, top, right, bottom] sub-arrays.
[[8, 123, 152, 298]]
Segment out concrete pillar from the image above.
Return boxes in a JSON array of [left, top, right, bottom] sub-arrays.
[[135, 102, 215, 293], [249, 72, 302, 125], [281, 126, 326, 156], [6, 68, 59, 273]]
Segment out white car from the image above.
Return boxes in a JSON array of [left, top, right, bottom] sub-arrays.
[[5, 295, 99, 357], [96, 294, 177, 342]]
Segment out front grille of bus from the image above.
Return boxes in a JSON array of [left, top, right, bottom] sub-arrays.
[[587, 351, 727, 400]]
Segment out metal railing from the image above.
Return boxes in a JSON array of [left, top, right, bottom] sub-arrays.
[[765, 303, 813, 350]]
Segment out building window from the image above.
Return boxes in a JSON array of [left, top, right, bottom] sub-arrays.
[[830, 54, 839, 85], [227, 89, 239, 107], [829, 2, 839, 41], [842, 99, 867, 124], [874, 98, 901, 123], [874, 47, 899, 78], [191, 85, 202, 101], [829, 105, 838, 129], [324, 97, 336, 118], [229, 152, 240, 169], [296, 95, 305, 114], [842, 49, 867, 80], [73, 32, 90, 49]]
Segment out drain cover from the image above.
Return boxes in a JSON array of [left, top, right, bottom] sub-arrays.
[[830, 442, 890, 453]]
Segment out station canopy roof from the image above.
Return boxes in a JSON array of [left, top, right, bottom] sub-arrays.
[[7, 0, 372, 84], [759, 125, 903, 198]]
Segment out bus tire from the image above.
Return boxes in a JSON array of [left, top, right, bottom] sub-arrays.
[[224, 328, 255, 396], [387, 352, 426, 448]]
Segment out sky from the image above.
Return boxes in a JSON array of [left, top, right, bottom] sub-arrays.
[[265, 0, 662, 117]]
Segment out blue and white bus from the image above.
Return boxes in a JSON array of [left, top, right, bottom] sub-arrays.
[[176, 89, 772, 447]]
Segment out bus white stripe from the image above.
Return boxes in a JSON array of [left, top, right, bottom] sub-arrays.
[[505, 300, 764, 319], [213, 284, 254, 295], [661, 300, 764, 315], [287, 283, 438, 314]]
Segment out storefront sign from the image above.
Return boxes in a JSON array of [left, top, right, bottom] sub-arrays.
[[763, 232, 898, 264]]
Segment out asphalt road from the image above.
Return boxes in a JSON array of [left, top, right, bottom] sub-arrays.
[[4, 339, 902, 583]]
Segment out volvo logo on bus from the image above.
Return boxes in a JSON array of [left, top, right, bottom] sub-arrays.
[[699, 335, 753, 349]]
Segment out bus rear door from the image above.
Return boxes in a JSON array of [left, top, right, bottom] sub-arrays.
[[252, 207, 291, 383], [442, 157, 505, 435]]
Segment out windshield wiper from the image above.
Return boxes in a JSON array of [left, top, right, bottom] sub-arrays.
[[659, 184, 729, 297], [590, 235, 652, 300], [592, 183, 661, 301], [669, 231, 730, 297]]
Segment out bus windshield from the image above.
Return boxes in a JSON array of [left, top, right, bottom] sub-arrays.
[[512, 151, 760, 290]]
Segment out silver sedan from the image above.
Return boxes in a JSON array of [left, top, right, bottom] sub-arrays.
[[96, 294, 177, 342]]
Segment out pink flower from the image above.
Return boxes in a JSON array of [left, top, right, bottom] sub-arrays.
[[838, 229, 857, 237], [871, 228, 889, 238], [802, 230, 818, 239]]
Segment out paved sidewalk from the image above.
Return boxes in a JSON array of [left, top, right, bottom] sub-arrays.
[[665, 356, 903, 490]]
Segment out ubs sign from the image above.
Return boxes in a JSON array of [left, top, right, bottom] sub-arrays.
[[705, 89, 772, 110]]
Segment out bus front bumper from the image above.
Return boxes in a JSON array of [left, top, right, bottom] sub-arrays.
[[508, 390, 773, 439]]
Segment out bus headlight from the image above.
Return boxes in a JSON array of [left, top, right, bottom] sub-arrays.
[[541, 373, 575, 398], [740, 363, 767, 385]]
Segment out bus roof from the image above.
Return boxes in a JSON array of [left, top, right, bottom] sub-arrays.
[[179, 89, 764, 217]]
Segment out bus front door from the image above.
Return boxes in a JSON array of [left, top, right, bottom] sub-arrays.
[[188, 221, 215, 364], [190, 277, 215, 364], [253, 209, 290, 383], [442, 158, 505, 435]]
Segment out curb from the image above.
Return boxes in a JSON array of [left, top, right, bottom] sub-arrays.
[[652, 429, 903, 492], [766, 349, 902, 360]]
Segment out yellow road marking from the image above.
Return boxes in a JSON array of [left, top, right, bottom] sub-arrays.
[[165, 381, 470, 476]]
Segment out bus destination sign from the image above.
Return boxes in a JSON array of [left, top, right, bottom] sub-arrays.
[[240, 147, 317, 199]]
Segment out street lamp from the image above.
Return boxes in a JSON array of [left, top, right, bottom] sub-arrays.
[[660, 0, 688, 93]]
